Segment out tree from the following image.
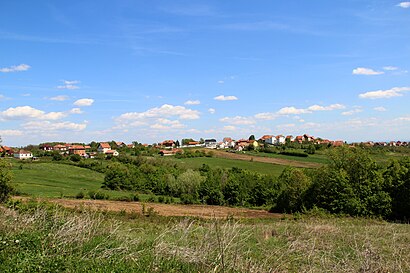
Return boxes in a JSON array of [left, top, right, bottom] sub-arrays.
[[248, 135, 255, 141], [70, 154, 82, 162], [175, 140, 180, 147], [0, 160, 13, 203]]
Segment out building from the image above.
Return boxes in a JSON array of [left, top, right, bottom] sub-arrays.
[[14, 150, 33, 160], [69, 145, 86, 157], [204, 139, 217, 149], [105, 150, 119, 157], [97, 142, 111, 153]]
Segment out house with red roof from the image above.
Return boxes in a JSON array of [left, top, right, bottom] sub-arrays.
[[97, 142, 111, 153], [14, 150, 33, 160]]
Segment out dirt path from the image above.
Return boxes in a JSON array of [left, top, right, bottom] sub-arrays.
[[15, 197, 282, 219], [209, 149, 322, 168]]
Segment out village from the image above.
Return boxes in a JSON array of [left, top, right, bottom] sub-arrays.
[[1, 132, 408, 160]]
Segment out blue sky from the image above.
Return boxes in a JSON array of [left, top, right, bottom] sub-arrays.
[[1, 0, 409, 146]]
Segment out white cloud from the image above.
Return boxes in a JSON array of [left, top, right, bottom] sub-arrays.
[[150, 119, 186, 130], [307, 104, 345, 111], [254, 112, 277, 120], [217, 80, 225, 84], [214, 95, 238, 101], [22, 121, 87, 131], [342, 109, 363, 116], [74, 98, 94, 106], [220, 116, 255, 125], [208, 108, 216, 114], [277, 106, 311, 115], [50, 95, 69, 101], [0, 64, 30, 73], [397, 2, 410, 8], [223, 125, 236, 131], [396, 116, 410, 121], [118, 104, 200, 121], [352, 67, 384, 75], [373, 106, 387, 112], [359, 87, 410, 99], [0, 106, 66, 120], [69, 108, 83, 114], [383, 66, 399, 71], [57, 80, 80, 90], [184, 100, 200, 105], [0, 129, 23, 136]]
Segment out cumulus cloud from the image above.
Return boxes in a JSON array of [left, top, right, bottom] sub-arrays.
[[69, 108, 83, 114], [223, 125, 236, 131], [50, 95, 69, 101], [373, 106, 387, 112], [307, 104, 345, 111], [359, 87, 410, 99], [57, 80, 80, 90], [254, 112, 278, 120], [217, 80, 225, 84], [0, 106, 66, 120], [214, 95, 238, 101], [383, 66, 399, 71], [352, 67, 384, 75], [208, 108, 216, 114], [22, 121, 87, 131], [74, 98, 94, 106], [0, 64, 30, 73], [0, 129, 23, 136], [220, 116, 255, 125], [184, 100, 200, 105], [397, 2, 410, 8], [342, 109, 363, 116], [118, 104, 200, 121], [277, 107, 311, 115]]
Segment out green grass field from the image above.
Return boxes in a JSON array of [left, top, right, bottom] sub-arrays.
[[245, 150, 330, 164], [172, 157, 288, 176]]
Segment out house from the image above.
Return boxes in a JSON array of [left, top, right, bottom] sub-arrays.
[[115, 141, 126, 148], [259, 135, 274, 142], [14, 150, 33, 160], [53, 144, 67, 151], [97, 142, 111, 153], [275, 135, 286, 145], [2, 146, 13, 155], [285, 135, 294, 143], [264, 136, 276, 145], [333, 140, 345, 147], [295, 136, 303, 144], [161, 140, 175, 149], [249, 139, 259, 148], [204, 139, 217, 149], [222, 137, 235, 148], [39, 144, 54, 151], [69, 145, 86, 156], [127, 144, 135, 149], [105, 150, 119, 157]]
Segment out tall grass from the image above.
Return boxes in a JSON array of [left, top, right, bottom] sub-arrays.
[[1, 201, 409, 272]]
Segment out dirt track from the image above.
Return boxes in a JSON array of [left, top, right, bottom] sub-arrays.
[[15, 197, 282, 219], [209, 149, 322, 168]]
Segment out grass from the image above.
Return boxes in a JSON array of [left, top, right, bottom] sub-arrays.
[[245, 150, 330, 164], [1, 201, 409, 272], [170, 157, 288, 176]]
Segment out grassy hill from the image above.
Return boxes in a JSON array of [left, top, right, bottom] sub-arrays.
[[11, 162, 106, 198]]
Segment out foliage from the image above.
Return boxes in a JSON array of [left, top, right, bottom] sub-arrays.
[[70, 154, 82, 162], [0, 160, 13, 203]]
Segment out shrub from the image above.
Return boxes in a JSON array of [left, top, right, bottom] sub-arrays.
[[75, 191, 85, 199], [70, 154, 82, 162], [0, 160, 13, 203]]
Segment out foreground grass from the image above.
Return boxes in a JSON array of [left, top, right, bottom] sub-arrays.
[[1, 201, 409, 272]]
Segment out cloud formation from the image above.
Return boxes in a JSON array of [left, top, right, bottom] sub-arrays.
[[220, 116, 255, 125], [352, 67, 384, 75], [50, 95, 69, 101], [57, 80, 80, 90], [0, 106, 66, 120], [0, 129, 23, 136], [397, 2, 410, 8], [373, 106, 387, 112], [184, 100, 200, 105], [359, 87, 410, 99], [208, 108, 216, 114], [0, 64, 30, 73], [22, 121, 87, 131], [74, 98, 94, 106], [214, 95, 238, 101]]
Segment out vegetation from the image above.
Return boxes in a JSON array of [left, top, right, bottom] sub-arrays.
[[0, 201, 409, 272], [0, 160, 13, 203]]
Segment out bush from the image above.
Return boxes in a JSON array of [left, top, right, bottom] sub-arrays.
[[75, 191, 85, 199], [88, 190, 109, 200], [0, 160, 13, 203], [279, 151, 308, 157], [70, 154, 82, 162]]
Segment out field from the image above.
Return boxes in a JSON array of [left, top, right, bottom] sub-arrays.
[[172, 156, 288, 176], [1, 201, 409, 272]]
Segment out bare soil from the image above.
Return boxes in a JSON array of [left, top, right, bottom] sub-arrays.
[[15, 197, 282, 219], [209, 149, 322, 168]]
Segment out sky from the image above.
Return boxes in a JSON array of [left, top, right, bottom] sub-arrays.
[[0, 0, 409, 146]]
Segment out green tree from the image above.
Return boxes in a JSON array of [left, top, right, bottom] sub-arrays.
[[0, 160, 13, 203], [70, 154, 82, 162], [248, 135, 255, 141]]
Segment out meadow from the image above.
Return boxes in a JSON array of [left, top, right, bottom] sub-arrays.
[[1, 200, 409, 272]]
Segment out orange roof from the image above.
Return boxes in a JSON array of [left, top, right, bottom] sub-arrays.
[[16, 149, 31, 154], [69, 145, 85, 150], [53, 144, 65, 148], [105, 150, 117, 154], [260, 135, 273, 140], [188, 141, 199, 145], [84, 145, 91, 149], [99, 142, 111, 149]]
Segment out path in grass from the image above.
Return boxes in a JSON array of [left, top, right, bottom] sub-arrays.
[[208, 149, 322, 168], [15, 197, 281, 219]]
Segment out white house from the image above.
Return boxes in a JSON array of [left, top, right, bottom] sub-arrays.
[[14, 150, 33, 160], [97, 142, 111, 153], [264, 136, 276, 145], [105, 150, 119, 157], [275, 135, 286, 145], [204, 139, 217, 149]]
